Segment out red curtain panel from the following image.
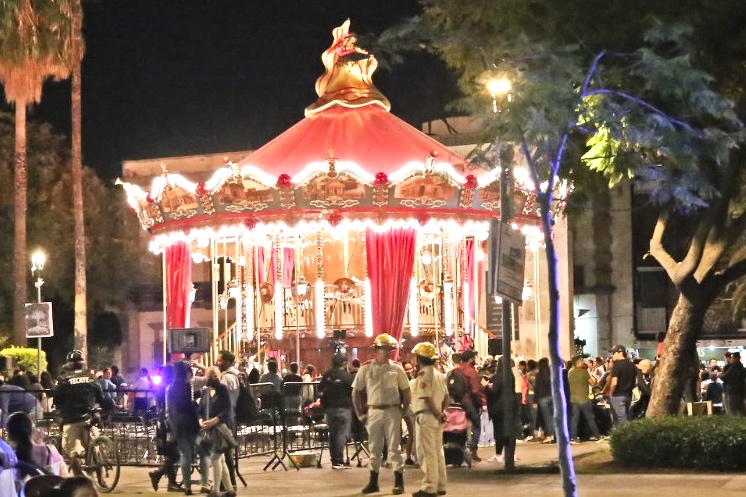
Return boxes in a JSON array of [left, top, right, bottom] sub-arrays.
[[365, 226, 417, 359], [165, 240, 193, 329]]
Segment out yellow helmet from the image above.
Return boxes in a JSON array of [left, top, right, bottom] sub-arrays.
[[372, 333, 399, 349], [412, 342, 438, 360]]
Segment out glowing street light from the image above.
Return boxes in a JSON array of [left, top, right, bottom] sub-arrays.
[[487, 77, 512, 113]]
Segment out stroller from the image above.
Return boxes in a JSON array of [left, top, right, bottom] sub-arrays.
[[442, 404, 471, 468]]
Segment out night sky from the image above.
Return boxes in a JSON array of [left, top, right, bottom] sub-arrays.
[[10, 0, 460, 180]]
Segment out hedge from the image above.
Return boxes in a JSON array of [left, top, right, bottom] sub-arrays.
[[610, 415, 746, 471], [0, 346, 48, 376]]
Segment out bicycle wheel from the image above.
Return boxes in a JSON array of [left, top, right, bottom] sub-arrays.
[[85, 435, 120, 493]]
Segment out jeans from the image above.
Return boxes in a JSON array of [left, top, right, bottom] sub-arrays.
[[537, 396, 554, 437], [176, 436, 196, 491], [463, 404, 481, 452], [570, 403, 600, 440], [325, 407, 351, 466], [609, 396, 630, 425]]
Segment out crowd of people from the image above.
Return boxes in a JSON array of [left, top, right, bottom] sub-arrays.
[[0, 341, 744, 497]]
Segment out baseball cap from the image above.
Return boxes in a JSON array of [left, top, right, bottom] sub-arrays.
[[610, 345, 627, 355], [461, 350, 477, 361]]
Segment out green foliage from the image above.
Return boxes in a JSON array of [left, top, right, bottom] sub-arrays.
[[0, 0, 73, 103], [0, 346, 47, 375], [610, 416, 746, 470], [87, 345, 114, 371], [0, 112, 156, 336]]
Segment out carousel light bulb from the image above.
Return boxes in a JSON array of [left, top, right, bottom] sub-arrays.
[[420, 251, 432, 266], [476, 249, 485, 262], [192, 251, 204, 264], [197, 236, 210, 249], [297, 277, 309, 297], [522, 283, 533, 301]]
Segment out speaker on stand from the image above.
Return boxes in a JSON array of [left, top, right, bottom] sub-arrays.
[[488, 338, 502, 357]]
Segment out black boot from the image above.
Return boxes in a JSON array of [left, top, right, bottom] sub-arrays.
[[361, 471, 379, 494], [392, 471, 404, 495]]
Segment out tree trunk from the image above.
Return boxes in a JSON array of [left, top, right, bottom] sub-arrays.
[[646, 293, 705, 416], [71, 0, 87, 358], [13, 100, 28, 346], [539, 193, 577, 497]]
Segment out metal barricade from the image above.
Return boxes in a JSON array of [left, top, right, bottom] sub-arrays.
[[0, 380, 342, 471], [281, 382, 327, 458]]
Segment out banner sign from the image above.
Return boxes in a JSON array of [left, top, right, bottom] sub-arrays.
[[487, 219, 526, 305], [25, 302, 54, 338]]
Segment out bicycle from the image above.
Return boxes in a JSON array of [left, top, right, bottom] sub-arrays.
[[48, 408, 120, 493]]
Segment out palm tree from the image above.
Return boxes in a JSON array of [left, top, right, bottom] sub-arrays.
[[0, 0, 72, 345], [70, 0, 87, 357]]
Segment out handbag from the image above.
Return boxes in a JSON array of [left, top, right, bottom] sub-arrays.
[[197, 423, 237, 453], [197, 387, 238, 453]]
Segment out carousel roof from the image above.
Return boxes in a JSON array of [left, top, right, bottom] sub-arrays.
[[118, 20, 543, 249], [236, 104, 475, 179]]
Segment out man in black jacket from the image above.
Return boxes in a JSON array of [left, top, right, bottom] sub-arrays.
[[720, 351, 745, 415], [53, 350, 113, 473], [319, 354, 353, 469]]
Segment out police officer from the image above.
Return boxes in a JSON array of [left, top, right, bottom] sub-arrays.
[[53, 350, 113, 473], [411, 342, 448, 497], [352, 334, 411, 495]]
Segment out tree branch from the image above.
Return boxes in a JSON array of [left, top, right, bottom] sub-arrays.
[[583, 89, 694, 131], [694, 167, 746, 281], [649, 211, 680, 282]]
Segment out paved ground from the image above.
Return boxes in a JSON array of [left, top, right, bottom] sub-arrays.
[[110, 441, 746, 497]]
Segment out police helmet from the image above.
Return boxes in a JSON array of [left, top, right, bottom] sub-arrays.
[[66, 349, 84, 363]]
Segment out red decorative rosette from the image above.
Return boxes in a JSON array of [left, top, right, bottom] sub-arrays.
[[196, 182, 208, 196], [373, 172, 389, 187], [146, 194, 155, 204], [417, 214, 430, 226], [328, 213, 343, 227], [464, 174, 478, 189], [276, 174, 294, 189], [245, 218, 258, 230]]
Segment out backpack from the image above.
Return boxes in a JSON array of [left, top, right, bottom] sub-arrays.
[[234, 371, 259, 424], [446, 368, 468, 402]]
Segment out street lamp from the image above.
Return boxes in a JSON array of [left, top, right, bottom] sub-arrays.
[[487, 77, 512, 113], [30, 250, 46, 377]]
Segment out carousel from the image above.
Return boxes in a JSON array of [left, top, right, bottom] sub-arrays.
[[119, 20, 543, 369]]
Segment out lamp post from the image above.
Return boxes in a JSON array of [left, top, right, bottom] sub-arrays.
[[30, 250, 46, 376], [486, 75, 517, 470]]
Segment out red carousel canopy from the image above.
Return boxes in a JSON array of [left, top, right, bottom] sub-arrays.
[[237, 104, 476, 179], [119, 19, 543, 248]]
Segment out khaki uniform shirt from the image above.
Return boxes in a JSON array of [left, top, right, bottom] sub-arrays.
[[352, 359, 410, 406], [411, 365, 447, 415]]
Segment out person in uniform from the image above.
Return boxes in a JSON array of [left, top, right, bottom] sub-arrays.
[[53, 350, 113, 475], [410, 342, 449, 497], [352, 333, 411, 495]]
